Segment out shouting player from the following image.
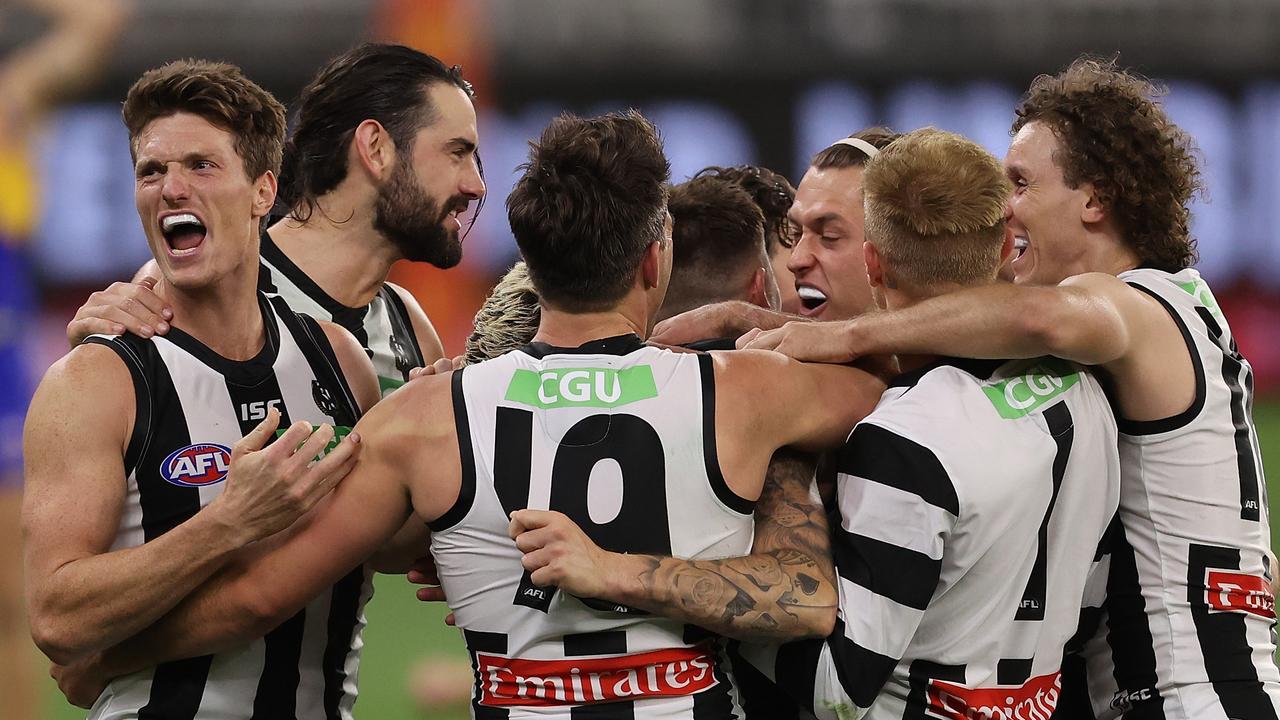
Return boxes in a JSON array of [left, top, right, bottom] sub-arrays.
[[24, 60, 376, 718], [749, 57, 1280, 719], [515, 128, 1122, 720]]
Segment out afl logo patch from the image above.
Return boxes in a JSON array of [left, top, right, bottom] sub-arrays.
[[160, 443, 232, 487]]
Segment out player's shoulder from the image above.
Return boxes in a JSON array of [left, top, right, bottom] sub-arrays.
[[31, 339, 139, 421]]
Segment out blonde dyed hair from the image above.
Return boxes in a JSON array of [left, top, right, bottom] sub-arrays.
[[465, 262, 541, 365], [863, 128, 1011, 288]]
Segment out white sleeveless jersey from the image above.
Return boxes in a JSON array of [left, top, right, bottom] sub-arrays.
[[430, 334, 755, 719], [741, 357, 1121, 720], [258, 229, 424, 397], [81, 295, 373, 720], [1064, 267, 1280, 720]]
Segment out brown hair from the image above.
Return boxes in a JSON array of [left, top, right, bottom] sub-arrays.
[[1014, 56, 1201, 271], [863, 128, 1011, 288], [663, 176, 767, 318], [810, 126, 902, 171], [466, 261, 541, 365], [123, 59, 286, 181], [506, 110, 670, 313], [693, 165, 795, 252]]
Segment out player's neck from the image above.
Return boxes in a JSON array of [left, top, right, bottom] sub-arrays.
[[533, 305, 648, 349], [268, 208, 397, 308], [157, 269, 266, 361]]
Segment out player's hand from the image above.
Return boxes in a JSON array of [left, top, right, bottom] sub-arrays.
[[408, 355, 463, 381], [66, 276, 173, 347], [651, 301, 763, 347], [738, 320, 860, 363], [406, 554, 456, 625], [509, 509, 615, 599], [210, 406, 363, 544], [51, 654, 109, 708]]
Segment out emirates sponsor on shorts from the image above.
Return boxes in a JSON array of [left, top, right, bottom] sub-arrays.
[[925, 671, 1061, 720], [476, 646, 717, 707]]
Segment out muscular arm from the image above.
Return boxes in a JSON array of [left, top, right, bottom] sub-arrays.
[[650, 300, 803, 347], [515, 450, 838, 641]]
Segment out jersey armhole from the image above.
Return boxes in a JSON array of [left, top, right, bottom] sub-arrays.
[[82, 336, 151, 478], [1115, 282, 1207, 435], [382, 284, 426, 368], [697, 353, 755, 515], [428, 367, 477, 532]]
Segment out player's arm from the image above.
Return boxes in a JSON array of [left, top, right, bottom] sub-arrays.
[[650, 300, 804, 347], [23, 344, 347, 663], [91, 376, 458, 671], [745, 273, 1170, 368], [387, 282, 447, 364], [513, 449, 838, 641]]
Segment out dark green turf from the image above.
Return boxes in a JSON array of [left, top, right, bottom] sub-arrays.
[[44, 404, 1280, 719]]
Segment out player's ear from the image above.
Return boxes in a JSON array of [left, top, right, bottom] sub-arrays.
[[641, 240, 662, 290], [252, 171, 277, 219], [1080, 181, 1106, 224], [999, 225, 1016, 264], [747, 267, 768, 308], [864, 240, 886, 290], [352, 119, 394, 181]]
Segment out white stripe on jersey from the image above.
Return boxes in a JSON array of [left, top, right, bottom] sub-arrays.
[[837, 477, 951, 560], [1074, 267, 1280, 720]]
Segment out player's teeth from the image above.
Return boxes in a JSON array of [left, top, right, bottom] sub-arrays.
[[1014, 237, 1029, 249], [797, 287, 828, 302], [163, 213, 200, 231]]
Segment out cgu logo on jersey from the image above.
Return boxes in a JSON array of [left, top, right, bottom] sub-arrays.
[[1205, 570, 1275, 619], [476, 646, 716, 707], [1176, 277, 1223, 320], [160, 443, 232, 487], [981, 359, 1080, 420], [926, 671, 1060, 720], [505, 366, 659, 409]]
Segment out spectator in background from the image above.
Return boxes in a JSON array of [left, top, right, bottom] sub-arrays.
[[659, 175, 778, 324], [0, 1, 130, 717], [694, 165, 800, 314]]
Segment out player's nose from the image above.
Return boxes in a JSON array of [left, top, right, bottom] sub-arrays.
[[787, 233, 817, 274], [160, 168, 191, 204]]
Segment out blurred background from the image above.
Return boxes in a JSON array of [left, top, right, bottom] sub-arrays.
[[4, 1, 1280, 718]]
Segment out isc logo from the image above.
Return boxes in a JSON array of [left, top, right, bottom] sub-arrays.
[[160, 443, 232, 487], [240, 399, 281, 422]]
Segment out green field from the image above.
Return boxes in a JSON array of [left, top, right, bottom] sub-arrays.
[[42, 402, 1280, 720]]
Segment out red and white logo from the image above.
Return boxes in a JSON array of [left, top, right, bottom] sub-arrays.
[[476, 646, 717, 707], [925, 671, 1060, 720], [1205, 570, 1275, 619], [160, 443, 232, 487]]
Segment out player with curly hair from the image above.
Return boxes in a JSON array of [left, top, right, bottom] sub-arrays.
[[746, 55, 1280, 718]]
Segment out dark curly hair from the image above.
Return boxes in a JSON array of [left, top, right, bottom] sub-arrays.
[[1013, 56, 1202, 272], [693, 165, 795, 253]]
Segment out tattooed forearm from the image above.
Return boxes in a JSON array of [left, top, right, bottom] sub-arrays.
[[607, 450, 837, 641]]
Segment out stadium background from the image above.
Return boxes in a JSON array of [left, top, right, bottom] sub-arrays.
[[3, 0, 1280, 717]]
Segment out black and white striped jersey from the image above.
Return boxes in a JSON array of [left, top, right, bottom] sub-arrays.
[[1063, 267, 1280, 720], [741, 356, 1121, 720], [430, 335, 754, 719], [258, 229, 424, 397], [81, 294, 372, 720]]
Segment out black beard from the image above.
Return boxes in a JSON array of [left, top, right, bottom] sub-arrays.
[[373, 159, 465, 268]]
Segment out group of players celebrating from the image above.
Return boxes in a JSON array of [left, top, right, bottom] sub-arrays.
[[18, 39, 1277, 720]]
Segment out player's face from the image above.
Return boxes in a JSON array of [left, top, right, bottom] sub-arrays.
[[1004, 121, 1095, 286], [134, 113, 271, 291], [786, 165, 873, 320], [375, 82, 485, 268]]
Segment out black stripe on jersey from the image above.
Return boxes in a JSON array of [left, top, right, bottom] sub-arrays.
[[493, 405, 533, 519], [1057, 604, 1104, 720], [1016, 401, 1073, 622], [903, 659, 966, 720], [565, 632, 634, 720], [274, 298, 362, 425], [1103, 524, 1164, 719], [138, 658, 216, 720], [161, 294, 281, 386], [997, 658, 1032, 686], [381, 285, 426, 378], [686, 626, 737, 720], [727, 642, 803, 719], [520, 333, 647, 359], [322, 566, 367, 720], [765, 639, 822, 716], [464, 630, 510, 720], [429, 368, 477, 532], [1186, 543, 1279, 720], [1196, 306, 1264, 522], [82, 336, 152, 477], [1116, 283, 1206, 435], [828, 626, 900, 710], [260, 229, 371, 345], [697, 353, 754, 515], [838, 423, 959, 515], [833, 529, 940, 611], [257, 259, 279, 294]]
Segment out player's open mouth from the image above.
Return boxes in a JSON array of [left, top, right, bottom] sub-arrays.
[[797, 285, 828, 316], [161, 212, 208, 256]]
